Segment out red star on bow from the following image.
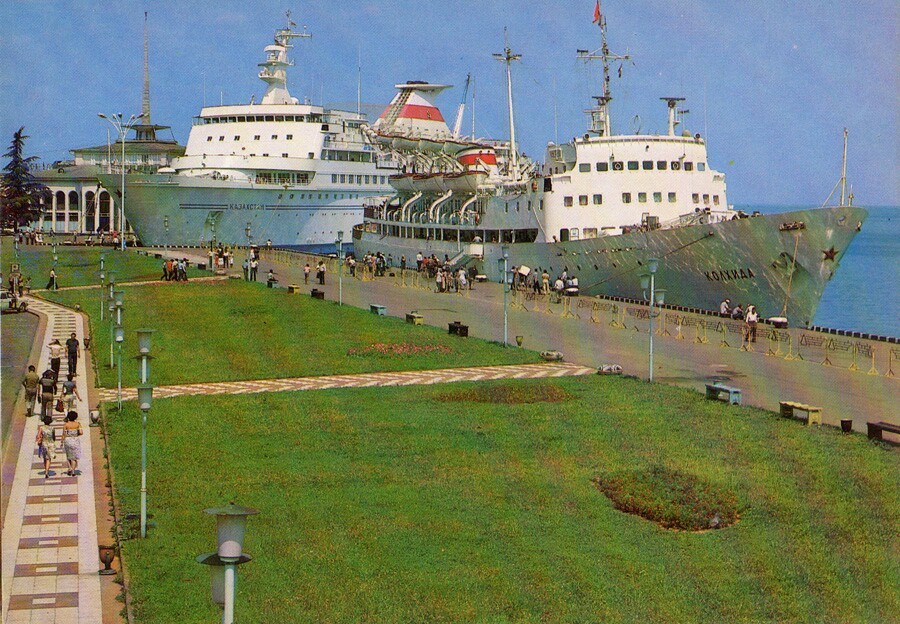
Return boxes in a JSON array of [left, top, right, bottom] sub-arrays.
[[822, 246, 838, 261]]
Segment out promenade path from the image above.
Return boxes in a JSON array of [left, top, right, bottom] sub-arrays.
[[2, 298, 102, 624]]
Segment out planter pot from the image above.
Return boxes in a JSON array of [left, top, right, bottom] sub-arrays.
[[840, 419, 853, 433], [516, 336, 524, 347]]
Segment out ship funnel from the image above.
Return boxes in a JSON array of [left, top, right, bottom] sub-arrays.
[[373, 82, 453, 139]]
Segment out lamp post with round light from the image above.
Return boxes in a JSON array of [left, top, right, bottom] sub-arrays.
[[497, 245, 509, 346], [99, 254, 106, 322], [113, 290, 125, 408], [106, 271, 116, 369], [245, 222, 252, 281], [197, 503, 258, 624], [639, 258, 667, 382], [98, 112, 145, 252], [136, 382, 153, 538], [164, 215, 170, 256], [336, 230, 344, 306]]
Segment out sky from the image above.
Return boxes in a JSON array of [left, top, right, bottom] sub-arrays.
[[1, 0, 897, 206]]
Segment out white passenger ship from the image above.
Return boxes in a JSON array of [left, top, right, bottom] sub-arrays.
[[100, 15, 395, 251], [355, 5, 866, 325]]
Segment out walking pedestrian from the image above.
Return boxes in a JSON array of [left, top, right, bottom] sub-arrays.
[[36, 414, 57, 479], [745, 304, 759, 342], [62, 411, 83, 477], [61, 374, 81, 411], [416, 252, 423, 271], [46, 268, 57, 290], [242, 259, 249, 280], [48, 339, 63, 380], [317, 261, 326, 285], [249, 258, 259, 281], [22, 365, 40, 417], [39, 369, 57, 419], [303, 263, 310, 284], [65, 332, 79, 376]]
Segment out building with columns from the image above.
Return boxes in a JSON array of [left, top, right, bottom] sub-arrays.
[[31, 12, 183, 235]]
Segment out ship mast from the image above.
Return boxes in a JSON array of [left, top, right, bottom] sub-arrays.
[[258, 11, 311, 105], [577, 0, 630, 136], [840, 127, 848, 206], [493, 30, 521, 177]]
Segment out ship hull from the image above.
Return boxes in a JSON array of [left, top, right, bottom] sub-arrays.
[[99, 173, 389, 250], [355, 206, 867, 326]]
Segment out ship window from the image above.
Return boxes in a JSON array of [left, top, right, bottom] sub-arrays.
[[579, 195, 588, 206], [642, 160, 653, 170], [282, 153, 288, 158], [381, 176, 386, 184], [692, 193, 700, 203], [627, 161, 639, 170], [593, 194, 602, 205], [703, 194, 710, 203], [365, 175, 370, 184], [698, 163, 706, 171], [714, 195, 720, 205], [265, 116, 274, 122], [671, 161, 681, 170], [340, 174, 346, 183], [332, 174, 337, 183], [254, 135, 260, 140], [263, 153, 269, 157], [638, 192, 647, 203], [218, 136, 224, 141], [237, 116, 246, 122], [668, 192, 677, 202], [539, 199, 544, 210], [206, 136, 212, 142], [286, 134, 293, 140], [596, 162, 609, 171], [570, 228, 580, 240], [234, 136, 240, 141], [228, 117, 236, 123], [564, 196, 573, 207], [622, 192, 632, 203], [612, 161, 624, 171], [578, 163, 591, 172], [271, 135, 278, 140], [684, 162, 694, 171], [583, 228, 598, 239], [559, 229, 570, 242], [657, 161, 667, 170]]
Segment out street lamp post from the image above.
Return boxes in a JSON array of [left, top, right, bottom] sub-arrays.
[[107, 271, 116, 369], [135, 329, 155, 538], [99, 254, 106, 322], [197, 503, 258, 624], [113, 290, 125, 408], [498, 245, 509, 346], [336, 230, 344, 306], [245, 222, 251, 281], [98, 112, 145, 252], [164, 215, 170, 256], [639, 259, 666, 382]]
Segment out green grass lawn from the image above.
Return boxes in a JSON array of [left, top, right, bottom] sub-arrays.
[[46, 279, 538, 387], [106, 376, 900, 623], [1, 239, 162, 289]]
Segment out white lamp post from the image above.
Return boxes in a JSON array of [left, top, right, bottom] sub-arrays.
[[164, 215, 170, 256], [114, 289, 125, 408], [98, 112, 145, 252], [136, 382, 153, 538], [107, 271, 116, 369], [197, 503, 258, 624], [245, 222, 252, 281], [498, 245, 509, 346], [639, 258, 662, 382], [336, 230, 344, 306], [99, 253, 106, 322]]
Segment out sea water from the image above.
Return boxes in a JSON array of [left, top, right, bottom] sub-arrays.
[[741, 205, 899, 337]]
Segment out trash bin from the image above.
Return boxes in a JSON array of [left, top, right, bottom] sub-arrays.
[[448, 321, 461, 335], [457, 324, 469, 337], [840, 419, 853, 433]]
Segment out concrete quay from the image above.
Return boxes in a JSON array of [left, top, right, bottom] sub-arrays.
[[151, 247, 898, 434]]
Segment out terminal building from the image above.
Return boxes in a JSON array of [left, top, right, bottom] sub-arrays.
[[31, 14, 183, 235]]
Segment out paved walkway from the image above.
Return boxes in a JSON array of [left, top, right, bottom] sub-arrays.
[[95, 362, 597, 403], [30, 274, 227, 294], [2, 298, 102, 624]]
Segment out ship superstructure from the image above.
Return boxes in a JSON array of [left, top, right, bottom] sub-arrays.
[[100, 14, 395, 250], [355, 4, 865, 325]]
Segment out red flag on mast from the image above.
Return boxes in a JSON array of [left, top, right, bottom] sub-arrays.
[[593, 0, 601, 24]]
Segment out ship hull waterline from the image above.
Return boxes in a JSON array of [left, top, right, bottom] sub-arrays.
[[354, 206, 867, 326]]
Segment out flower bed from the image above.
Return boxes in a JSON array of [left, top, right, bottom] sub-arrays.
[[593, 465, 742, 531], [347, 342, 452, 357]]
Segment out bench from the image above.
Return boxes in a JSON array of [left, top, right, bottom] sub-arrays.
[[780, 401, 822, 425], [405, 312, 423, 325], [448, 321, 468, 337], [370, 304, 386, 316], [310, 289, 325, 300], [287, 284, 301, 294], [706, 383, 742, 405], [866, 421, 900, 441]]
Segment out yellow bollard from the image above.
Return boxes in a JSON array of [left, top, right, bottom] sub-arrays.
[[886, 349, 896, 378], [848, 342, 859, 371], [867, 347, 879, 376], [822, 338, 834, 366], [717, 322, 730, 348], [590, 301, 602, 324], [675, 317, 685, 340], [695, 321, 709, 344], [561, 296, 579, 319]]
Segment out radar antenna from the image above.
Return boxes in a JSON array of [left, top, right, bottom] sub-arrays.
[[577, 0, 630, 136]]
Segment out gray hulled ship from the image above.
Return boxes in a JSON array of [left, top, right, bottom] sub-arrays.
[[100, 14, 396, 252], [354, 5, 865, 326]]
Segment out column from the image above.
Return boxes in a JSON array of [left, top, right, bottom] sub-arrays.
[[51, 192, 57, 233], [63, 190, 70, 233], [93, 193, 100, 233]]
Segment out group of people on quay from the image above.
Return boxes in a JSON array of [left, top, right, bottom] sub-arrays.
[[14, 227, 133, 247], [719, 298, 760, 341], [20, 338, 85, 479], [160, 257, 190, 281]]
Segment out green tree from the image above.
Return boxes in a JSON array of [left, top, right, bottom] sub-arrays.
[[1, 127, 50, 229]]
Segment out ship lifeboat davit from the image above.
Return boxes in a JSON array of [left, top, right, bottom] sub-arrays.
[[442, 170, 487, 194], [457, 147, 498, 169]]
